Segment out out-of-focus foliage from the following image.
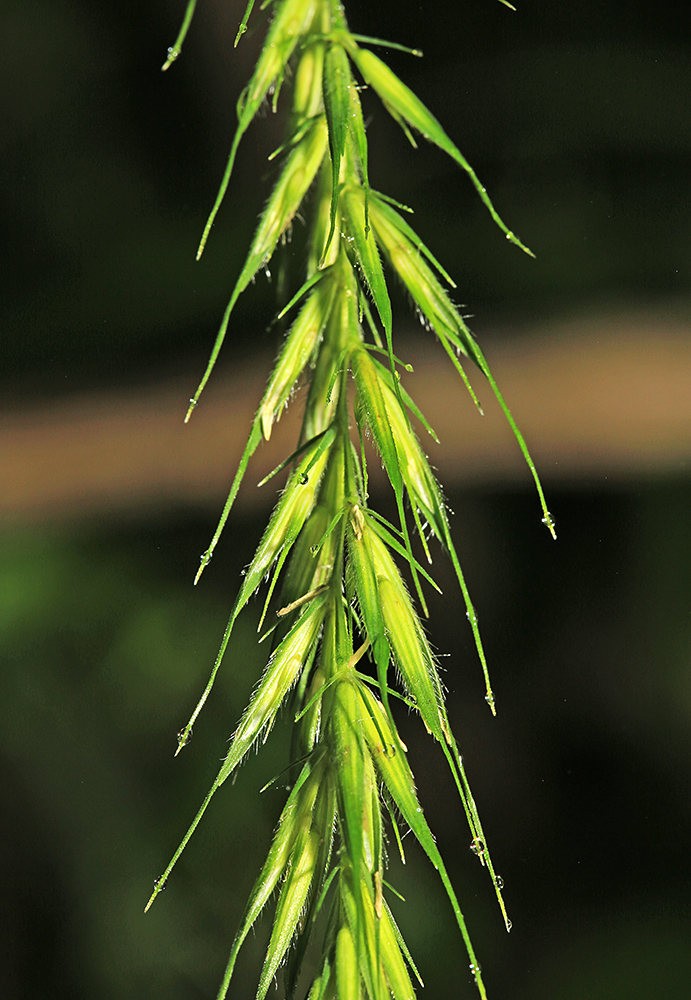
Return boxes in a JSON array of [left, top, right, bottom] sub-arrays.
[[3, 483, 691, 999]]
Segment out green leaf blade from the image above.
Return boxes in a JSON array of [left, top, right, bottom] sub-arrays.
[[352, 46, 533, 256], [357, 684, 489, 1000], [188, 117, 329, 413], [257, 826, 319, 1000], [322, 42, 351, 258], [341, 188, 392, 340], [197, 0, 322, 258]]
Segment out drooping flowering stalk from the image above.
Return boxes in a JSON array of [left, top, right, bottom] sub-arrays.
[[147, 2, 555, 998]]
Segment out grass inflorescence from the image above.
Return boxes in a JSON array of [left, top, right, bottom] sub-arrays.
[[148, 2, 554, 998]]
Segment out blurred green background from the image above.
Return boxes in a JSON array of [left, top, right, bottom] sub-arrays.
[[2, 1, 691, 999]]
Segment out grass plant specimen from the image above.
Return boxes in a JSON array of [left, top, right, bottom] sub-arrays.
[[146, 2, 555, 998]]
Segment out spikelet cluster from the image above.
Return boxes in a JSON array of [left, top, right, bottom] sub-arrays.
[[148, 2, 554, 998]]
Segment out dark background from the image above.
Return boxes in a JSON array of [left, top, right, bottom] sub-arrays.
[[2, 1, 691, 999]]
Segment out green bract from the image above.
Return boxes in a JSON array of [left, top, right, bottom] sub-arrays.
[[149, 1, 553, 997]]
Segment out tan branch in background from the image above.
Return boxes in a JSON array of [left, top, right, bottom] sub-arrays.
[[2, 306, 690, 524]]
